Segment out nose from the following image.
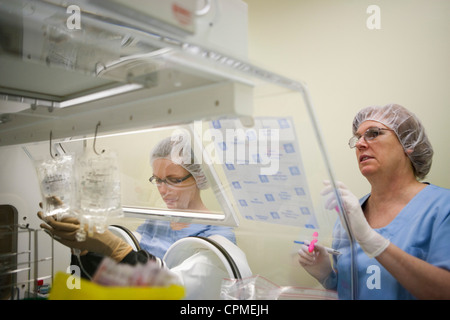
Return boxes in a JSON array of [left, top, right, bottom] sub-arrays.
[[355, 136, 368, 149], [157, 182, 169, 194]]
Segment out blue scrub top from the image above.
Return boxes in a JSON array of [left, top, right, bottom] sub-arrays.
[[136, 219, 236, 259], [326, 184, 450, 300]]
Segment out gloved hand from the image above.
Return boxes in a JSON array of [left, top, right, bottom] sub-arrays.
[[321, 180, 390, 258], [37, 208, 132, 262], [298, 242, 333, 285]]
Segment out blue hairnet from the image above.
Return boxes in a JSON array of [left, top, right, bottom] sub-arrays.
[[150, 132, 209, 189], [352, 104, 433, 180]]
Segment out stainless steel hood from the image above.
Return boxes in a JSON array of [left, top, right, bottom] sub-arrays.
[[0, 0, 260, 146]]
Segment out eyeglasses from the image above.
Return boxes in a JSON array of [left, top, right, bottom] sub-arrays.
[[348, 127, 392, 148], [149, 173, 192, 187]]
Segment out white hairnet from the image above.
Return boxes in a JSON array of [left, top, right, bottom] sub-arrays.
[[352, 104, 433, 180], [150, 132, 209, 189]]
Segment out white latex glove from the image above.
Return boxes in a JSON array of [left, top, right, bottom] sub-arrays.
[[298, 242, 333, 285], [321, 180, 390, 258], [38, 210, 132, 262]]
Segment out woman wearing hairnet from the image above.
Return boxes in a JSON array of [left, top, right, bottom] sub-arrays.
[[136, 133, 236, 259], [38, 132, 235, 278], [298, 104, 450, 299]]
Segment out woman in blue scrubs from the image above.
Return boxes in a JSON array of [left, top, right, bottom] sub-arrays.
[[298, 104, 450, 299], [136, 134, 236, 259]]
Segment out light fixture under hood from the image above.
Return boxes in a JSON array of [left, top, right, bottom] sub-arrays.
[[58, 83, 143, 108]]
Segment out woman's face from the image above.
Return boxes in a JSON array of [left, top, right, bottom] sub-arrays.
[[151, 158, 198, 209], [354, 120, 411, 179]]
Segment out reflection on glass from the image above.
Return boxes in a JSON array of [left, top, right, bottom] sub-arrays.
[[77, 125, 237, 226], [133, 131, 236, 259]]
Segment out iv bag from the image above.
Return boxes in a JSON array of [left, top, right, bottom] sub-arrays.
[[75, 150, 123, 240], [35, 155, 75, 219]]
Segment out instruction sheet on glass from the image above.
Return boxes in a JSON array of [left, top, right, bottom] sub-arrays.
[[209, 117, 318, 228]]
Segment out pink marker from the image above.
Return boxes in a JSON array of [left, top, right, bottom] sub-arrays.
[[308, 232, 319, 252]]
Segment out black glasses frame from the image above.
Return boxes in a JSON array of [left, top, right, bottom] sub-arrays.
[[149, 173, 193, 186]]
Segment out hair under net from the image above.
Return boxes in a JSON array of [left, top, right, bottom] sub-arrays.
[[150, 132, 209, 189], [352, 104, 433, 180]]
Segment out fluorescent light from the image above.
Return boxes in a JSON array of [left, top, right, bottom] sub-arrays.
[[123, 206, 225, 221], [59, 83, 143, 108], [64, 123, 183, 143]]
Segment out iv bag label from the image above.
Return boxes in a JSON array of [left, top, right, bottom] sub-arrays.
[[35, 155, 75, 217]]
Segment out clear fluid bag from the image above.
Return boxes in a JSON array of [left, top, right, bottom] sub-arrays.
[[75, 150, 123, 241], [35, 154, 76, 219]]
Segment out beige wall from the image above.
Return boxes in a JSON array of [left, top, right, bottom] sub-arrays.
[[243, 0, 450, 196]]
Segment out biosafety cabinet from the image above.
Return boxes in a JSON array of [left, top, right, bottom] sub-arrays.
[[0, 0, 356, 299]]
